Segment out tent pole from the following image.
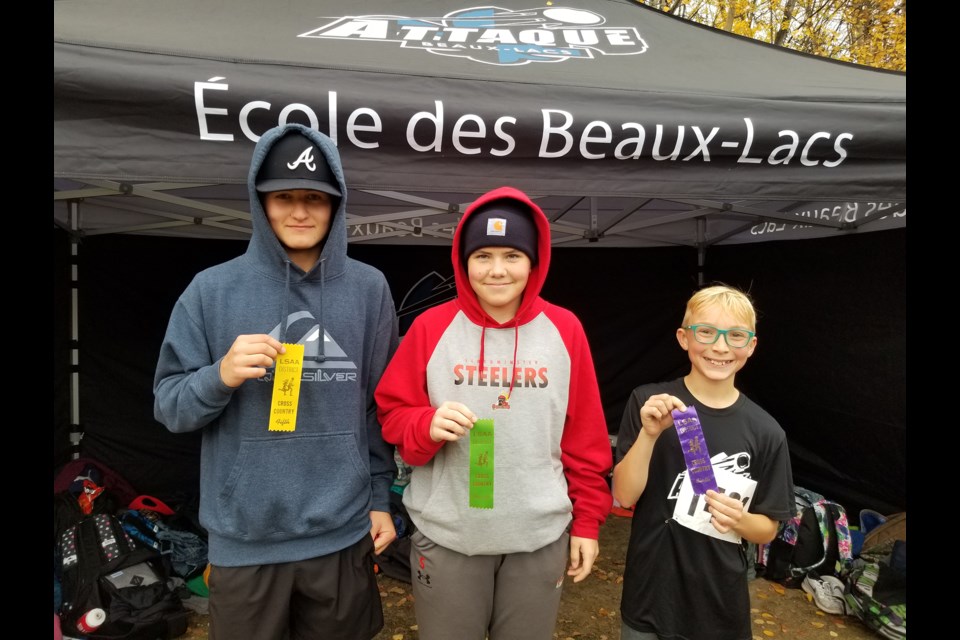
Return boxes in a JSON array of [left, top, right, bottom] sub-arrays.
[[588, 197, 600, 242], [68, 200, 82, 460], [696, 217, 706, 286]]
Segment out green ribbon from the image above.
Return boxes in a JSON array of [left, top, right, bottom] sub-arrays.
[[469, 419, 494, 509]]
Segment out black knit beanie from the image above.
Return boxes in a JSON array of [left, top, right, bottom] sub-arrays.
[[460, 199, 538, 265]]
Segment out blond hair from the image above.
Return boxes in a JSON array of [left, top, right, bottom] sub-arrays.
[[682, 284, 757, 331]]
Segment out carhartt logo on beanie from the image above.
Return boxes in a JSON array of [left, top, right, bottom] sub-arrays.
[[460, 199, 538, 265], [255, 132, 342, 196]]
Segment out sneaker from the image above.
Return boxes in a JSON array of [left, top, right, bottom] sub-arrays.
[[802, 574, 847, 615]]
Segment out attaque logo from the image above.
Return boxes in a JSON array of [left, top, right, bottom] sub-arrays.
[[299, 5, 648, 66]]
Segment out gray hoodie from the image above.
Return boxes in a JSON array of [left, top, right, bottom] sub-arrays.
[[153, 123, 399, 566]]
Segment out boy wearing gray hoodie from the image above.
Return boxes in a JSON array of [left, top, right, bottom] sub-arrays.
[[154, 123, 399, 640]]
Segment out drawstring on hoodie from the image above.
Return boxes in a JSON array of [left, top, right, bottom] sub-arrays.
[[279, 258, 327, 362], [317, 260, 326, 361], [478, 322, 521, 403], [280, 261, 292, 344]]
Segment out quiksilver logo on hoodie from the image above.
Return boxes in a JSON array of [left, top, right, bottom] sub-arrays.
[[259, 312, 358, 383]]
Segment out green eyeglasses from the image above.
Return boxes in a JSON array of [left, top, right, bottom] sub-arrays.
[[683, 324, 755, 348]]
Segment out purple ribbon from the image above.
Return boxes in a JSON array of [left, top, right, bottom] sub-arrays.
[[672, 405, 718, 495]]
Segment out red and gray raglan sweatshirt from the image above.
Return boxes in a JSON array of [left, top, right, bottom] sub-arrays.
[[375, 186, 613, 555]]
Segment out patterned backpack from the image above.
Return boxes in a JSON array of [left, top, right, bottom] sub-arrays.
[[844, 560, 906, 639], [757, 487, 854, 588]]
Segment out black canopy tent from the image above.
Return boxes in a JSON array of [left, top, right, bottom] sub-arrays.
[[55, 0, 905, 244], [54, 0, 905, 515]]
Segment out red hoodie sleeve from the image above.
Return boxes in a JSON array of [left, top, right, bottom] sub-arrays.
[[554, 309, 614, 540], [375, 306, 456, 466]]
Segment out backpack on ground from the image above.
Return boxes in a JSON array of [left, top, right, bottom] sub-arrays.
[[843, 559, 906, 639], [757, 486, 853, 588], [54, 487, 120, 550], [58, 512, 188, 639], [54, 458, 138, 550]]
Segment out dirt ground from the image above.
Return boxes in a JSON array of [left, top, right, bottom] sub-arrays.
[[183, 513, 879, 639]]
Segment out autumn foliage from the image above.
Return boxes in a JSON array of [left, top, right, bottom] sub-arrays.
[[636, 0, 906, 72]]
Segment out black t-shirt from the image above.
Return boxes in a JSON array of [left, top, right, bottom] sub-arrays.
[[616, 378, 794, 640]]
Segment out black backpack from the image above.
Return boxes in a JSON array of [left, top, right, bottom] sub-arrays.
[[58, 512, 188, 639], [54, 488, 120, 550]]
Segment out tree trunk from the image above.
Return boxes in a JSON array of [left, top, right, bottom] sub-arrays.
[[774, 0, 797, 47]]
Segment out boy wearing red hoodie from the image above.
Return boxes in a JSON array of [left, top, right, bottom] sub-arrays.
[[375, 186, 612, 640]]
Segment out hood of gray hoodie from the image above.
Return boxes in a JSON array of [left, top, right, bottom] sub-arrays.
[[245, 123, 348, 283], [245, 124, 349, 350]]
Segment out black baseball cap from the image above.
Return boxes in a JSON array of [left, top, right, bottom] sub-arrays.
[[255, 131, 342, 196]]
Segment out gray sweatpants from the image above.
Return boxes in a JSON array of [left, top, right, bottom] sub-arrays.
[[408, 529, 569, 640]]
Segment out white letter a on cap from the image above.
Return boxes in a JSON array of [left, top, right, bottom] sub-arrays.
[[287, 147, 317, 172]]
